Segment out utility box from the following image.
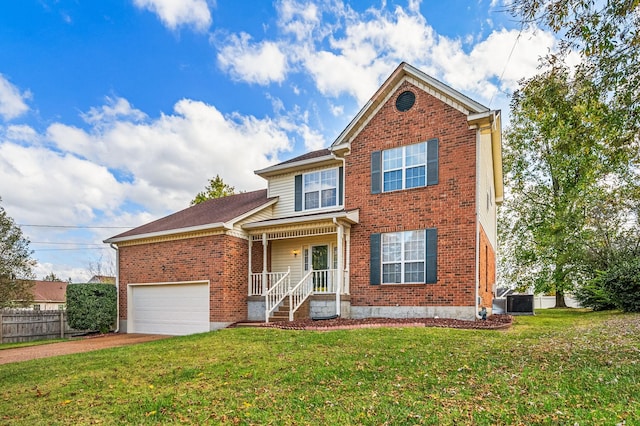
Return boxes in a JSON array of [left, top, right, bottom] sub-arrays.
[[506, 294, 535, 315]]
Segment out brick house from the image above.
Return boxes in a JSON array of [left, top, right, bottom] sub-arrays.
[[105, 63, 503, 335]]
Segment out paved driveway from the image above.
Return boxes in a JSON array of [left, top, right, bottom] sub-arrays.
[[0, 333, 170, 365]]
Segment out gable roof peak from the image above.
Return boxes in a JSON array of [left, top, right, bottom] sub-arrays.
[[331, 62, 490, 150]]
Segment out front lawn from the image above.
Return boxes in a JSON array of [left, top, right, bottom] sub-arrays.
[[0, 309, 638, 424]]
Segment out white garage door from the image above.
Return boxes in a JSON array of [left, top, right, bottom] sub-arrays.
[[129, 282, 209, 335]]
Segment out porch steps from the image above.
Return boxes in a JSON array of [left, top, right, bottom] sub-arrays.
[[270, 299, 291, 322]]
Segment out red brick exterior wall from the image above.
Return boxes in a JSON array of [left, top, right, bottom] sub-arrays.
[[250, 240, 272, 274], [345, 81, 478, 308], [118, 234, 249, 324], [478, 225, 496, 310]]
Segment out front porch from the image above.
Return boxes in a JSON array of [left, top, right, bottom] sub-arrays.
[[243, 211, 358, 323]]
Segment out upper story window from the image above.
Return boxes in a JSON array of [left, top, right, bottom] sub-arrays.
[[304, 169, 337, 210], [382, 142, 426, 191], [295, 166, 343, 212], [371, 138, 438, 194]]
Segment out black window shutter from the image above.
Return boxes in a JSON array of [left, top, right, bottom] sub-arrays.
[[294, 174, 302, 211], [371, 151, 381, 194], [338, 166, 344, 206], [427, 138, 439, 186], [425, 228, 437, 283], [370, 233, 381, 285]]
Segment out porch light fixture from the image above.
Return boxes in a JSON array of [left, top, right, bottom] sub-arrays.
[[292, 249, 299, 257]]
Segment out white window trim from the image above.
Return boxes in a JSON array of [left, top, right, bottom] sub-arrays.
[[302, 167, 339, 211], [382, 141, 427, 192], [381, 230, 426, 284]]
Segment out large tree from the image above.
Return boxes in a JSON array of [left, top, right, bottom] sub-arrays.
[[500, 65, 620, 306], [190, 175, 236, 205], [0, 198, 36, 308], [510, 0, 639, 159]]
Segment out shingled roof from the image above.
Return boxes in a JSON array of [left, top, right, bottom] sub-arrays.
[[105, 189, 274, 242], [274, 149, 331, 166], [33, 281, 67, 303]]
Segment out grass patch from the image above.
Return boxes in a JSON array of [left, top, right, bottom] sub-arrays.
[[0, 309, 638, 424], [0, 338, 68, 351]]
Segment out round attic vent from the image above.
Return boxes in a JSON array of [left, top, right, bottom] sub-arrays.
[[396, 91, 416, 112]]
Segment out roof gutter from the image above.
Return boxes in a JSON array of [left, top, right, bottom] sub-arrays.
[[242, 209, 359, 230], [255, 154, 339, 177], [110, 243, 120, 333], [103, 222, 232, 244]]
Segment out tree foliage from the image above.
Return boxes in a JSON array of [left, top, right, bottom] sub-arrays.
[[190, 175, 236, 205], [500, 65, 620, 306], [0, 198, 36, 308], [510, 0, 640, 166], [43, 272, 66, 282]]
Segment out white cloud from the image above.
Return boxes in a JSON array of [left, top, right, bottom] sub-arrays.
[[217, 1, 559, 118], [45, 97, 292, 214], [0, 74, 30, 121], [217, 33, 288, 85], [133, 0, 212, 32], [82, 96, 147, 125]]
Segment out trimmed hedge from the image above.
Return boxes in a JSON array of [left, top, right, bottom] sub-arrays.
[[67, 283, 117, 333]]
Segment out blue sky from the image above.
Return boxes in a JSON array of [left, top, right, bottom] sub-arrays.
[[0, 0, 560, 282]]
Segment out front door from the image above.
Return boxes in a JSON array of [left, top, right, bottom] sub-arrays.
[[312, 245, 329, 291]]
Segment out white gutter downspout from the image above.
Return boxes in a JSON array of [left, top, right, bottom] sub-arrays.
[[474, 126, 481, 320], [110, 243, 120, 333]]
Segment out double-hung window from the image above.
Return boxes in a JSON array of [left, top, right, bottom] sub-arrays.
[[381, 230, 425, 283], [371, 138, 438, 194], [303, 169, 338, 210], [382, 143, 426, 191], [370, 229, 437, 285]]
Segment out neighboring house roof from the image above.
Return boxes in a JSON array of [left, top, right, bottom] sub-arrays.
[[33, 280, 67, 303], [88, 275, 115, 284], [105, 189, 276, 243], [255, 148, 339, 178]]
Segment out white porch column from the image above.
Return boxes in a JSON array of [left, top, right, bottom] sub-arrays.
[[248, 237, 253, 295], [345, 227, 351, 294], [262, 232, 268, 295], [336, 222, 344, 316]]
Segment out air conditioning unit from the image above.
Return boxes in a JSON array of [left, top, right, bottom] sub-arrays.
[[506, 294, 534, 315]]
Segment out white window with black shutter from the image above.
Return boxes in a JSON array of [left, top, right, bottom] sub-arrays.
[[295, 167, 344, 212], [370, 229, 437, 285], [371, 139, 438, 194]]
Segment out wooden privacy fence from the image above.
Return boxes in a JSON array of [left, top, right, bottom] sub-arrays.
[[0, 309, 83, 344]]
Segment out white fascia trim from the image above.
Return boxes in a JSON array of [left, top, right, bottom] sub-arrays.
[[255, 155, 338, 177], [104, 222, 230, 244], [467, 110, 497, 127], [404, 64, 489, 114], [224, 197, 279, 228], [242, 209, 359, 229]]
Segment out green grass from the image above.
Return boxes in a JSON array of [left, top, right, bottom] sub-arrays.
[[1, 309, 638, 425], [0, 338, 68, 351]]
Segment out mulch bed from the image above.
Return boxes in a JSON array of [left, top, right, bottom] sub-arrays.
[[261, 314, 513, 331]]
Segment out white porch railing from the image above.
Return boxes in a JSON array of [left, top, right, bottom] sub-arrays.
[[250, 271, 289, 296], [265, 268, 290, 323], [289, 271, 315, 321], [309, 269, 338, 294]]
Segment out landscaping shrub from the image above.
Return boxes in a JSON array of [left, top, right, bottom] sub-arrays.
[[67, 283, 117, 333], [601, 257, 640, 313], [574, 275, 617, 311]]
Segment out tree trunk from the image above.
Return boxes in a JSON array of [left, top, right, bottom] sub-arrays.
[[555, 291, 567, 308]]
